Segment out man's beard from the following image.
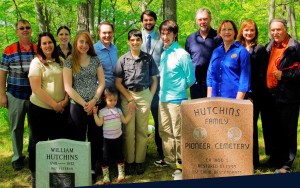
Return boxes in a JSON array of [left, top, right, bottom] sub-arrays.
[[144, 25, 155, 31]]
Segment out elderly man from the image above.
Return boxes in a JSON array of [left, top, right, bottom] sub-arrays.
[[185, 8, 221, 99], [265, 18, 300, 173], [0, 19, 36, 170]]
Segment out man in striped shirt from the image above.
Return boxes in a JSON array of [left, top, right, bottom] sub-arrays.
[[0, 19, 37, 170]]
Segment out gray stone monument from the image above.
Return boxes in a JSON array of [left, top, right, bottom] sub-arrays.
[[181, 97, 253, 179], [36, 139, 91, 187]]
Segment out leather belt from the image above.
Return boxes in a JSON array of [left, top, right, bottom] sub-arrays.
[[127, 86, 148, 92]]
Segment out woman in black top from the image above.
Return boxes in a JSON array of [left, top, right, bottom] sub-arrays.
[[237, 19, 274, 168]]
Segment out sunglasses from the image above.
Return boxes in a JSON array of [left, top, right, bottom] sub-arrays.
[[18, 26, 31, 30]]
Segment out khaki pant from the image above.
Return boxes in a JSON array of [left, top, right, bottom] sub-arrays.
[[158, 102, 182, 163], [121, 89, 152, 163]]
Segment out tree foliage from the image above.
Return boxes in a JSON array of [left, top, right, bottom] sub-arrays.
[[1, 0, 300, 57]]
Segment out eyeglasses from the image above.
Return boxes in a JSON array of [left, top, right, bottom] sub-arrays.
[[18, 26, 31, 30]]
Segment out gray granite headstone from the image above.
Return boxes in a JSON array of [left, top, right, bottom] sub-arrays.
[[181, 97, 253, 179], [36, 139, 91, 187]]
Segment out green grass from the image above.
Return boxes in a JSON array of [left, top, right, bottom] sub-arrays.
[[1, 107, 300, 187]]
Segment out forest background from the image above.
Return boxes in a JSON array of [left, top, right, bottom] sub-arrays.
[[1, 0, 300, 187], [0, 0, 299, 56]]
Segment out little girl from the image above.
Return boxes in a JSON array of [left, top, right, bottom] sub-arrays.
[[93, 87, 133, 184]]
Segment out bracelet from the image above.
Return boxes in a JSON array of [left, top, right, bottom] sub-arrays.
[[93, 96, 99, 102], [128, 98, 134, 103]]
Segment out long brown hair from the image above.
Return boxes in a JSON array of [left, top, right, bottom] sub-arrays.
[[71, 31, 97, 73], [237, 19, 258, 47]]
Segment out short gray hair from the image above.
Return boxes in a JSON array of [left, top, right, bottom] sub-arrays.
[[195, 8, 211, 19], [269, 18, 287, 28]]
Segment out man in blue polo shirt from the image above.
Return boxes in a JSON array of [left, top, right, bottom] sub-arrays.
[[185, 8, 221, 99], [0, 19, 36, 170], [93, 21, 118, 182], [94, 21, 118, 90]]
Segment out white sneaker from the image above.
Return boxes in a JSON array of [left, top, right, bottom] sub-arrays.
[[154, 160, 170, 167], [172, 169, 182, 180]]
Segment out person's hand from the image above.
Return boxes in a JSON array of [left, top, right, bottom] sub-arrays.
[[53, 102, 64, 113], [93, 106, 98, 114], [128, 100, 137, 112], [84, 99, 97, 115], [0, 94, 8, 108], [274, 70, 282, 80]]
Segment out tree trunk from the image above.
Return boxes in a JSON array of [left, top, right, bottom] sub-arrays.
[[97, 0, 103, 41], [35, 0, 46, 32], [77, 2, 88, 33], [44, 3, 50, 32], [163, 0, 177, 21], [88, 0, 96, 42], [269, 0, 275, 40], [290, 6, 297, 40]]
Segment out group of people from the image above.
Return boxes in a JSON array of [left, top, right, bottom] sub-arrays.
[[185, 8, 300, 175], [0, 7, 299, 187]]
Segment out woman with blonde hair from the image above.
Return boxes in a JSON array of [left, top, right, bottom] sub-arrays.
[[63, 31, 105, 179], [237, 19, 273, 168]]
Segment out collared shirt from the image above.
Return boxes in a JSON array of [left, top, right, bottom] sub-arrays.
[[185, 28, 221, 83], [266, 36, 290, 88], [94, 41, 118, 88], [207, 41, 251, 98], [57, 43, 72, 60], [0, 42, 37, 99], [114, 51, 158, 89], [141, 29, 164, 75], [159, 42, 195, 103], [145, 31, 155, 47]]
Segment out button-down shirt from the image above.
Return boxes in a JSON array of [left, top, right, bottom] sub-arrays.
[[160, 42, 195, 103], [185, 28, 221, 83], [266, 36, 289, 88], [114, 51, 158, 89], [207, 41, 251, 98], [94, 41, 118, 88]]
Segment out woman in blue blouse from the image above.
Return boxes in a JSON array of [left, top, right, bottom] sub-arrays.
[[207, 20, 251, 99]]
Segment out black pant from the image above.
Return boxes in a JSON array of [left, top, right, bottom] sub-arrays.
[[150, 77, 164, 159], [102, 136, 123, 167], [28, 102, 66, 172], [69, 102, 103, 170], [271, 102, 299, 169], [190, 81, 207, 99], [252, 95, 276, 166]]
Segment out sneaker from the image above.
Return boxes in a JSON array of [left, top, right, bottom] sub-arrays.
[[154, 160, 170, 167], [172, 168, 182, 177], [172, 169, 182, 180]]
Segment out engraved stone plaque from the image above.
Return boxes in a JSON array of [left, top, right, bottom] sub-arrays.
[[181, 97, 253, 179], [36, 139, 91, 187]]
